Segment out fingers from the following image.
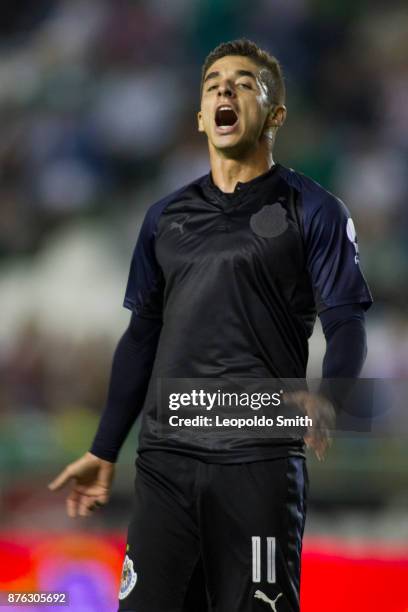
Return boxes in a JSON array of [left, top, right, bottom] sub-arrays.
[[74, 483, 110, 497], [66, 484, 108, 518], [304, 428, 332, 461], [66, 488, 81, 518], [77, 496, 107, 517], [66, 491, 107, 518], [279, 391, 336, 461], [48, 466, 74, 491], [48, 457, 111, 519], [78, 499, 93, 517]]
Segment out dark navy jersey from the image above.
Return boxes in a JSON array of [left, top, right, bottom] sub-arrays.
[[123, 163, 372, 462]]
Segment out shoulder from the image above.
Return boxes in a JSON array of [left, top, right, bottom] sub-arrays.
[[143, 174, 208, 230], [278, 165, 349, 221]]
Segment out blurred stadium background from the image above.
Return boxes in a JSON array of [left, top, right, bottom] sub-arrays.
[[0, 1, 407, 610]]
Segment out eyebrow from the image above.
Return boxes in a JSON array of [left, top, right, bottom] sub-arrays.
[[204, 69, 257, 83]]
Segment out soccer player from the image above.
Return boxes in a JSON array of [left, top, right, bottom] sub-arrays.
[[48, 39, 372, 611]]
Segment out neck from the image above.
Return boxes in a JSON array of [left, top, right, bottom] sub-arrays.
[[208, 142, 274, 193]]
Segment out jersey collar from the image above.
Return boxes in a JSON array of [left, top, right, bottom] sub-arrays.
[[202, 163, 281, 208]]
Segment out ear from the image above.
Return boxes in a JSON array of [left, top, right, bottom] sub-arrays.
[[265, 105, 287, 129], [197, 111, 205, 133]]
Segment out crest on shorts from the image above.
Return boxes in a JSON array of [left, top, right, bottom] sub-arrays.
[[118, 554, 137, 600]]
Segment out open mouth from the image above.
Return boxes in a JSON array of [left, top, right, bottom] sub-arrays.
[[215, 105, 239, 132]]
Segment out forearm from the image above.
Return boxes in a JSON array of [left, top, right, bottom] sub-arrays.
[[321, 303, 367, 378], [319, 304, 367, 411], [89, 313, 162, 462]]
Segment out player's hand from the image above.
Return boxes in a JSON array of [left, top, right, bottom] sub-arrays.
[[284, 391, 335, 461], [48, 452, 115, 518]]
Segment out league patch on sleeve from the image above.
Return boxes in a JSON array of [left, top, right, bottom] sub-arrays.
[[118, 552, 138, 600], [346, 217, 360, 263]]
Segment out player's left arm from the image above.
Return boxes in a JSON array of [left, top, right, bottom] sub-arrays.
[[296, 186, 373, 458], [302, 187, 372, 371]]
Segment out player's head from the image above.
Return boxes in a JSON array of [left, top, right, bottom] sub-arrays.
[[198, 39, 287, 158]]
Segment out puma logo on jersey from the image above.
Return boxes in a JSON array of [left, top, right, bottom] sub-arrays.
[[170, 216, 189, 234], [254, 589, 283, 610]]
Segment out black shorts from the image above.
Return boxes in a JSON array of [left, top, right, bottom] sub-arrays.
[[117, 451, 309, 612]]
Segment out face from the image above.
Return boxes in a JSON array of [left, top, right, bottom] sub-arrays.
[[198, 55, 285, 157]]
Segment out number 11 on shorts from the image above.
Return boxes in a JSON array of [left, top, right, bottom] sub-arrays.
[[252, 536, 276, 583]]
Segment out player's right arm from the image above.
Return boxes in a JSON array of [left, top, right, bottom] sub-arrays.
[[48, 313, 162, 516], [88, 312, 162, 462], [48, 202, 165, 516]]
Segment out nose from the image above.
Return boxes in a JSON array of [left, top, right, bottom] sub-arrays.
[[217, 80, 235, 98]]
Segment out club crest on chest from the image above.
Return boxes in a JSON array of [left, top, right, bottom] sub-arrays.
[[250, 201, 289, 238]]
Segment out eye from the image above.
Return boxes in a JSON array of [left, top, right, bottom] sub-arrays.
[[237, 82, 252, 89], [207, 84, 217, 92]]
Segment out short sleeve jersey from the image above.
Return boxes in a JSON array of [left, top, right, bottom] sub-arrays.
[[124, 164, 372, 462]]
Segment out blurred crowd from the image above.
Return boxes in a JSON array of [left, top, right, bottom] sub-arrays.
[[1, 0, 408, 520]]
